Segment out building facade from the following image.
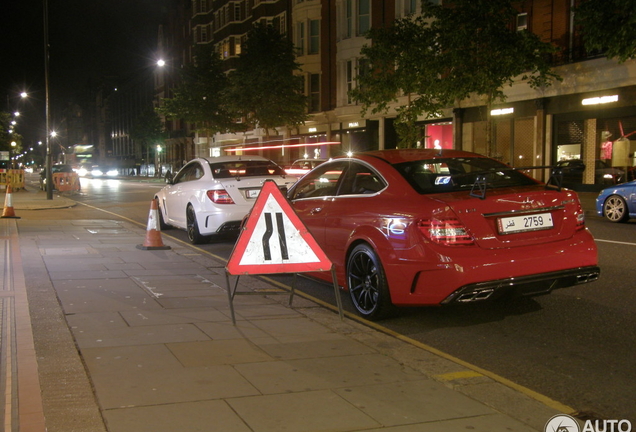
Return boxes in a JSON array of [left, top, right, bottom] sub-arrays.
[[160, 0, 636, 188]]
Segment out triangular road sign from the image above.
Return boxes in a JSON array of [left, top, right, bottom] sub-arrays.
[[226, 180, 332, 275]]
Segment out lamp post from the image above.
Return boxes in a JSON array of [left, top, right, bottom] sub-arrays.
[[156, 144, 162, 177], [44, 0, 53, 199], [10, 141, 17, 169]]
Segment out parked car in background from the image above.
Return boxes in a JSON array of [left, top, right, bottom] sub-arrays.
[[284, 158, 327, 177], [288, 149, 600, 320], [155, 156, 297, 244], [40, 164, 75, 191], [555, 159, 624, 186], [595, 180, 636, 222]]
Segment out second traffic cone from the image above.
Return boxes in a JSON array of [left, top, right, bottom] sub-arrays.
[[136, 199, 170, 250], [1, 185, 21, 219]]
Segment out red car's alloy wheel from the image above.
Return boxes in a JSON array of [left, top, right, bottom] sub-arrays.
[[347, 243, 393, 320]]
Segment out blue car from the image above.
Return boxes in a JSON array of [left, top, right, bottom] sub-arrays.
[[596, 181, 636, 222]]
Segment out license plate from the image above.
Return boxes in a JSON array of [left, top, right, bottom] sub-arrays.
[[246, 189, 261, 199], [497, 212, 553, 234]]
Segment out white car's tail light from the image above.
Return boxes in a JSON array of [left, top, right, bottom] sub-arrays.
[[418, 217, 474, 245], [207, 189, 235, 204]]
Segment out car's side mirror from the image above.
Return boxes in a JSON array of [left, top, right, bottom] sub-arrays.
[[165, 172, 173, 184]]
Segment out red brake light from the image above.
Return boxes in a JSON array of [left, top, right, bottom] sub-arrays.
[[418, 217, 474, 245], [575, 201, 585, 230], [207, 189, 235, 204]]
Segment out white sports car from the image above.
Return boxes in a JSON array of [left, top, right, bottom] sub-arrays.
[[155, 156, 296, 244]]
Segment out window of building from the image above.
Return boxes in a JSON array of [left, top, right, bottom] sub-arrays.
[[296, 22, 305, 56], [278, 12, 287, 34], [346, 60, 354, 104], [309, 74, 320, 112], [517, 13, 528, 31], [345, 0, 353, 38], [309, 20, 320, 54], [339, 0, 370, 39], [344, 58, 368, 105], [357, 0, 370, 36], [398, 0, 418, 17]]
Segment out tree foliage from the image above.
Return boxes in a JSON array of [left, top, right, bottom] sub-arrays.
[[228, 23, 308, 136], [575, 0, 636, 63], [157, 44, 244, 136], [350, 0, 560, 150], [129, 109, 166, 157], [0, 112, 23, 153]]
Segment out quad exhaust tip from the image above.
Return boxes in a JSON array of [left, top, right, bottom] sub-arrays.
[[455, 288, 495, 303]]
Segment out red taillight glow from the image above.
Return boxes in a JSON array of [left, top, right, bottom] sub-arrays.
[[207, 189, 235, 204], [418, 218, 474, 245], [575, 201, 585, 230]]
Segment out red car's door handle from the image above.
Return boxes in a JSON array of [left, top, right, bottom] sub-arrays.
[[310, 207, 323, 215]]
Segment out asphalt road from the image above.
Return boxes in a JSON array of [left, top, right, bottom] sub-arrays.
[[24, 175, 636, 423]]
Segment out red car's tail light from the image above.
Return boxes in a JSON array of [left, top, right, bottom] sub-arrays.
[[207, 189, 235, 204], [575, 201, 585, 230], [418, 218, 474, 245]]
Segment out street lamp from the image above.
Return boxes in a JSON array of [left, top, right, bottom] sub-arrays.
[[11, 141, 17, 169], [156, 144, 163, 177]]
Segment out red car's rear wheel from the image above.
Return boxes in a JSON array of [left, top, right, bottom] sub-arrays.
[[347, 243, 393, 320]]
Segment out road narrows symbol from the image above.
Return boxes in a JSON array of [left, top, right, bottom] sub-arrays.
[[262, 212, 274, 260], [261, 212, 289, 261], [276, 212, 289, 260]]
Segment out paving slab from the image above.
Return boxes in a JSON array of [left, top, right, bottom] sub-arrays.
[[226, 390, 381, 432], [103, 400, 253, 432], [82, 344, 260, 409]]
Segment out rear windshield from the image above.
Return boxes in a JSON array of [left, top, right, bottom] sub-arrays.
[[209, 160, 286, 179], [393, 157, 537, 194]]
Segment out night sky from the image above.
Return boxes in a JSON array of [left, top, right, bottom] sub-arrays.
[[1, 0, 171, 144]]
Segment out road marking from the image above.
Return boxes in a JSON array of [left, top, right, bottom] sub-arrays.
[[596, 238, 636, 246], [434, 370, 484, 381]]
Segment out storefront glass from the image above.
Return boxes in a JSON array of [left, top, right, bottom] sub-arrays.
[[423, 122, 453, 149]]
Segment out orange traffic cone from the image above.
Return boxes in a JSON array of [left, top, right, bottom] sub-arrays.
[[1, 185, 21, 219], [136, 199, 170, 250]]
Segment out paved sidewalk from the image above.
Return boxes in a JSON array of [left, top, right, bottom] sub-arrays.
[[1, 187, 587, 431]]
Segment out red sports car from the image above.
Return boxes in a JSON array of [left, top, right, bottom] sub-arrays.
[[287, 149, 600, 320]]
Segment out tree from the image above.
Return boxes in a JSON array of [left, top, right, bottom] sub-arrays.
[[350, 0, 560, 152], [575, 0, 636, 63], [130, 109, 166, 166], [157, 44, 244, 137], [228, 23, 308, 137], [0, 112, 24, 162]]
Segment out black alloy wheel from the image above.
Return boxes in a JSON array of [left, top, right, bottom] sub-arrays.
[[347, 243, 393, 320], [186, 205, 210, 244]]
